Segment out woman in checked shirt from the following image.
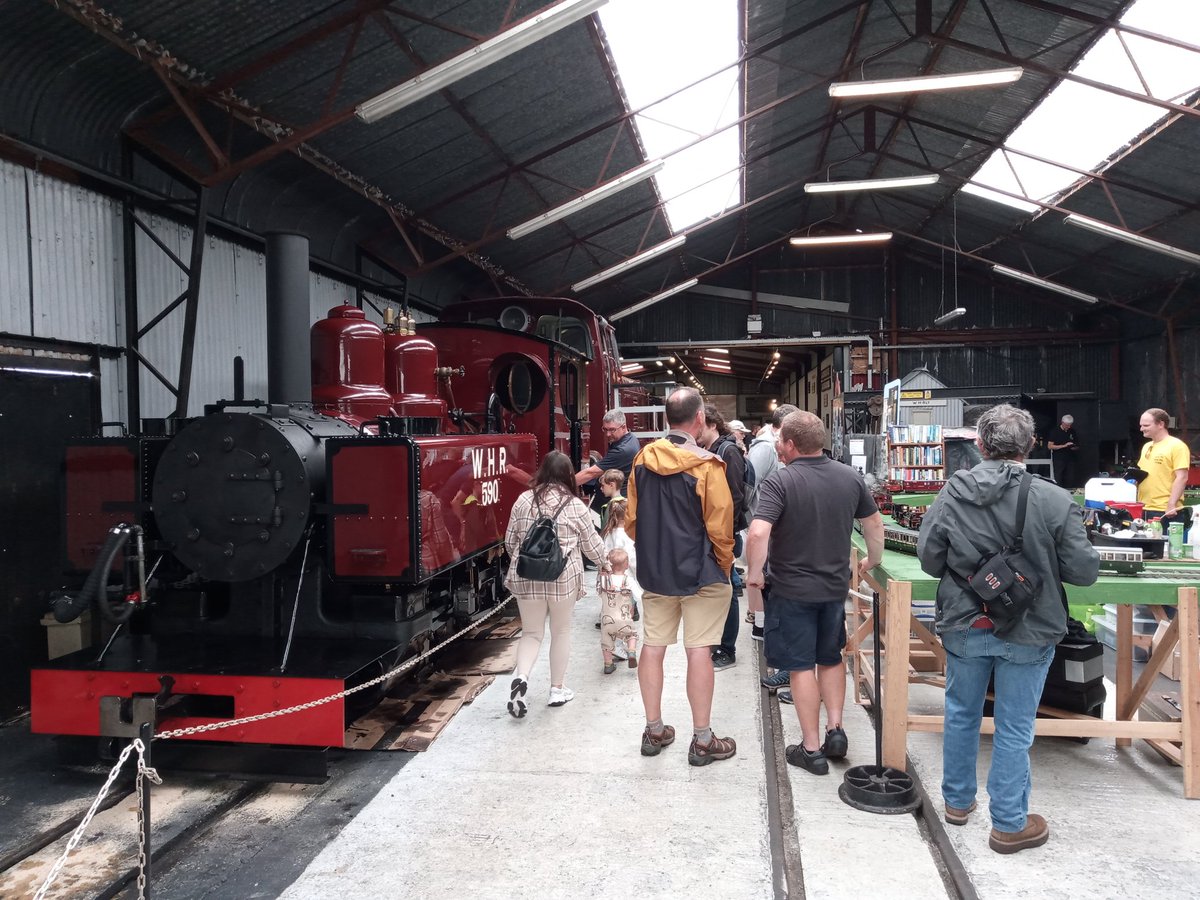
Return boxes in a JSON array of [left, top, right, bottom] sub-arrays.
[[504, 451, 606, 717]]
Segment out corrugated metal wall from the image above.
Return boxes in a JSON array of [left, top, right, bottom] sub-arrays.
[[0, 163, 437, 422], [898, 368, 963, 427], [0, 159, 30, 335]]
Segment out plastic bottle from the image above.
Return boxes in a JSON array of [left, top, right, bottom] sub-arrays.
[[1169, 521, 1184, 559]]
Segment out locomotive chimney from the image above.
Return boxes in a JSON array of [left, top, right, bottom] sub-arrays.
[[265, 232, 311, 404]]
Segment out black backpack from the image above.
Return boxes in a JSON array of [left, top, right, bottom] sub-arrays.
[[516, 494, 571, 581]]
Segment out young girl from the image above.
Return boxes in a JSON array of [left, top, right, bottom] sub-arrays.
[[600, 499, 639, 622], [597, 548, 639, 674]]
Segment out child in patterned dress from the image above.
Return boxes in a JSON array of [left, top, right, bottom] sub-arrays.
[[598, 548, 640, 674]]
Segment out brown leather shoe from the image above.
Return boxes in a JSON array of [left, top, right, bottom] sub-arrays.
[[989, 814, 1049, 854], [641, 724, 675, 756], [687, 733, 737, 766], [944, 800, 977, 826]]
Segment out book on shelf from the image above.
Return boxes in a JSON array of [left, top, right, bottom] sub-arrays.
[[887, 424, 943, 444]]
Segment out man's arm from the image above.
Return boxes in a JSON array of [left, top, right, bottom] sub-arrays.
[[1167, 468, 1188, 515], [1057, 502, 1100, 586], [575, 465, 602, 485], [702, 464, 735, 575], [745, 518, 772, 589], [856, 511, 884, 582], [916, 499, 950, 578]]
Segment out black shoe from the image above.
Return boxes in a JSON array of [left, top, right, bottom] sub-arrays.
[[821, 726, 848, 760], [711, 649, 736, 671], [777, 689, 793, 705], [786, 743, 829, 775]]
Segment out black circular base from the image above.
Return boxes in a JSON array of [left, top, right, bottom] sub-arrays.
[[838, 764, 921, 814]]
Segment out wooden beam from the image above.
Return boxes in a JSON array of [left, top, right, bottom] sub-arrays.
[[882, 578, 912, 770], [1178, 586, 1199, 799], [907, 715, 1183, 740]]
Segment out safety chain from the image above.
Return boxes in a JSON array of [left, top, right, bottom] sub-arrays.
[[156, 595, 514, 740], [32, 598, 513, 899], [135, 748, 163, 900], [33, 738, 157, 900]]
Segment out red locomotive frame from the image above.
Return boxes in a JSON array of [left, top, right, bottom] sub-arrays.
[[33, 296, 644, 756]]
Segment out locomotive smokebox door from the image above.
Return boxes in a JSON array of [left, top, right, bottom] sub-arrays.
[[152, 410, 354, 581]]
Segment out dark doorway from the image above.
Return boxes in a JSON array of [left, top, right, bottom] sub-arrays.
[[0, 360, 99, 717]]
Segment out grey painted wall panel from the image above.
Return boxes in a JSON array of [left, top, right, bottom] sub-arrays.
[[0, 160, 31, 336], [27, 171, 122, 346]]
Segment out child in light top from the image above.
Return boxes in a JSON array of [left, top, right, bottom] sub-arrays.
[[598, 547, 640, 674], [600, 499, 639, 622], [597, 468, 625, 530]]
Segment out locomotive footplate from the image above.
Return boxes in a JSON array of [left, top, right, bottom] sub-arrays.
[[31, 634, 406, 751]]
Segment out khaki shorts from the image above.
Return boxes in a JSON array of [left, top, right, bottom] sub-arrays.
[[642, 582, 733, 648]]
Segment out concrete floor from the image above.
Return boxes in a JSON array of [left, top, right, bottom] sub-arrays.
[[281, 578, 774, 900], [279, 579, 1199, 899], [905, 677, 1200, 900]]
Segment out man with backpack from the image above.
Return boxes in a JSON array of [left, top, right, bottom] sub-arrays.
[[701, 405, 749, 671], [917, 404, 1098, 854]]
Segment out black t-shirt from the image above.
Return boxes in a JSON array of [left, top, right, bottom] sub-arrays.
[[753, 455, 878, 602], [1048, 426, 1078, 451], [595, 430, 639, 478]]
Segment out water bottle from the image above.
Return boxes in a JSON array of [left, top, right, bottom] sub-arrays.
[[1169, 521, 1185, 559]]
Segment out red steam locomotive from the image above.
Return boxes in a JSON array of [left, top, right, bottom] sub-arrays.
[[31, 292, 641, 765]]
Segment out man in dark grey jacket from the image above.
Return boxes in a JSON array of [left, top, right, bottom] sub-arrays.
[[917, 404, 1098, 856]]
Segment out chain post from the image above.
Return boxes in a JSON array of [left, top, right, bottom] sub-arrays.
[[138, 721, 154, 899]]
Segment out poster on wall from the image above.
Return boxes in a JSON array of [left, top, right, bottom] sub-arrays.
[[881, 378, 902, 436]]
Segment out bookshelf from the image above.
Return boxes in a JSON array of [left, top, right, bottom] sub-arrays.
[[887, 424, 944, 483]]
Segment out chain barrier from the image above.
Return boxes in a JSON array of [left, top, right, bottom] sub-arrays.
[[33, 739, 154, 900], [157, 595, 513, 740], [30, 597, 513, 899]]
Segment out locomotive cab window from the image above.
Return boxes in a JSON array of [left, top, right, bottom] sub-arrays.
[[537, 315, 592, 357], [494, 359, 546, 414]]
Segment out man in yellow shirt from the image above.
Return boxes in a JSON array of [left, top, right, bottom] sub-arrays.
[[1136, 407, 1192, 536]]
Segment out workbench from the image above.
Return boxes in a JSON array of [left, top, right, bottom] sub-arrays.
[[848, 533, 1200, 799]]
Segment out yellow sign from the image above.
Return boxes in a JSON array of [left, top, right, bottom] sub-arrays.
[[900, 389, 932, 400]]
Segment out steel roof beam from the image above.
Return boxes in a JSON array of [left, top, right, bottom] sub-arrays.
[[416, 0, 869, 218]]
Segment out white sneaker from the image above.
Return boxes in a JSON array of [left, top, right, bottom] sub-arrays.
[[548, 686, 575, 707], [612, 643, 628, 661]]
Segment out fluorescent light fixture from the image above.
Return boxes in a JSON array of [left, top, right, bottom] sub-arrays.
[[572, 235, 687, 292], [507, 160, 664, 240], [1063, 214, 1200, 266], [804, 174, 940, 194], [609, 277, 699, 321], [789, 232, 893, 248], [992, 265, 1099, 304], [829, 67, 1023, 99], [933, 307, 967, 325], [705, 347, 729, 354], [356, 0, 608, 123]]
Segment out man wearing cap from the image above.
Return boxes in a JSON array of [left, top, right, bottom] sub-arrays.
[[1046, 414, 1079, 489], [728, 419, 750, 453]]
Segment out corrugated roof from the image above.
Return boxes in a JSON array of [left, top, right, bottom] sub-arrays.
[[0, 0, 1196, 384]]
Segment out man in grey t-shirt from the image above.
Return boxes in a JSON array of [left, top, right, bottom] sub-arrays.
[[746, 411, 884, 775]]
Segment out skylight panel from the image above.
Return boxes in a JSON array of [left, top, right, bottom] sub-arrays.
[[599, 0, 740, 231], [963, 0, 1200, 214]]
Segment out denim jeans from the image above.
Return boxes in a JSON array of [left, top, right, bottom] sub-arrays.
[[941, 628, 1055, 833]]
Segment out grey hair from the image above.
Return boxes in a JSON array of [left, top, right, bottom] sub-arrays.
[[772, 403, 800, 428], [976, 404, 1035, 460], [1061, 414, 1074, 424], [602, 409, 627, 426]]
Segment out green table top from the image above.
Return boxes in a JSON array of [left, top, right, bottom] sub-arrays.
[[852, 529, 1200, 605]]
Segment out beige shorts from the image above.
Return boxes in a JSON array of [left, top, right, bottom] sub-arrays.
[[642, 582, 733, 648]]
